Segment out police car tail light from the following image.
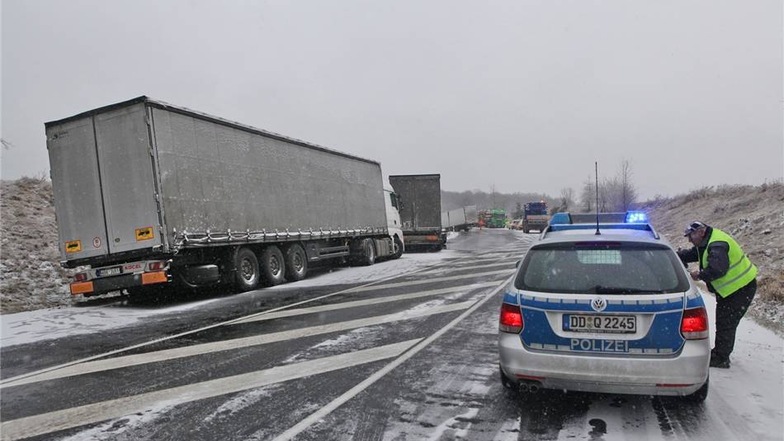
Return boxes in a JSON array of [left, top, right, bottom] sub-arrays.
[[499, 303, 524, 333], [681, 307, 709, 340]]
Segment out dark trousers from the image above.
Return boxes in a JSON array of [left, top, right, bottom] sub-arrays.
[[713, 279, 757, 360]]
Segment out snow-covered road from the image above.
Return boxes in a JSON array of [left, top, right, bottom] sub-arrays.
[[1, 230, 781, 440]]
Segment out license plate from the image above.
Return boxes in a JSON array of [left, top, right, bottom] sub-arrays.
[[96, 266, 122, 277], [564, 314, 636, 334]]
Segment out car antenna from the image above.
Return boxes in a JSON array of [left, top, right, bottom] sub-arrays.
[[595, 161, 601, 235]]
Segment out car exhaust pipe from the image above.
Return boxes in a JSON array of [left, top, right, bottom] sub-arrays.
[[518, 380, 541, 393]]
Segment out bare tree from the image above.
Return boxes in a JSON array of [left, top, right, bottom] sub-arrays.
[[601, 177, 623, 212], [617, 159, 638, 211], [579, 160, 638, 213], [512, 202, 523, 219], [556, 187, 575, 213], [580, 177, 595, 212]]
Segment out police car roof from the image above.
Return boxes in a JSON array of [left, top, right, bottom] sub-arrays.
[[541, 211, 662, 243], [539, 227, 663, 243]]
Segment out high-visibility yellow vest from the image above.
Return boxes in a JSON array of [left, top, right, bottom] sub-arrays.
[[701, 228, 757, 297]]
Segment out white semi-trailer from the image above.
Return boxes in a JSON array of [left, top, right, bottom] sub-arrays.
[[441, 205, 478, 232], [46, 96, 404, 297]]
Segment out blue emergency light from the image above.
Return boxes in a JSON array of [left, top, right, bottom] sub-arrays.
[[549, 211, 649, 226], [624, 211, 648, 223], [544, 210, 658, 239], [549, 212, 571, 225]]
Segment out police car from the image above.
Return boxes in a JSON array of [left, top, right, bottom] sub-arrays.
[[498, 212, 710, 402]]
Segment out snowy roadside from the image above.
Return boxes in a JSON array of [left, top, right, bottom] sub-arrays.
[[700, 291, 784, 441]]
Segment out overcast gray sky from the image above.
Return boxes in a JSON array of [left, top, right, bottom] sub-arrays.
[[2, 0, 782, 200]]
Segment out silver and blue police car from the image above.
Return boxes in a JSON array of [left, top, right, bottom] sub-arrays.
[[498, 212, 711, 402]]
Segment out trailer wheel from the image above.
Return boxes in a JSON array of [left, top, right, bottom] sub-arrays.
[[260, 246, 286, 286], [234, 247, 260, 292], [284, 244, 308, 282], [391, 236, 404, 259], [359, 238, 376, 266]]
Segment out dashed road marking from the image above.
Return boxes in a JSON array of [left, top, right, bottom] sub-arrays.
[[0, 340, 421, 441], [272, 274, 516, 441], [232, 281, 500, 324], [1, 301, 477, 388]]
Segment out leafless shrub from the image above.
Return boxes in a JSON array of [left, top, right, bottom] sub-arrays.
[[682, 186, 714, 203], [712, 203, 728, 214], [759, 275, 784, 303]]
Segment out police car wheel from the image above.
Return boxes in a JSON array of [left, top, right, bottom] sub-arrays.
[[683, 376, 709, 403]]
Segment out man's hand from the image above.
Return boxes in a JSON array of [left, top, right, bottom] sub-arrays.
[[689, 270, 701, 281]]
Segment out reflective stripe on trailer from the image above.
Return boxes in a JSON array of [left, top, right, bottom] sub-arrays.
[[70, 281, 94, 295], [142, 271, 168, 285]]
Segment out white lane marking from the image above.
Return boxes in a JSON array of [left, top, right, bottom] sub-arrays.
[[272, 273, 516, 441], [0, 257, 505, 387], [440, 256, 519, 265], [0, 340, 421, 441], [1, 301, 476, 388], [232, 282, 500, 324], [346, 269, 512, 293], [224, 269, 511, 327], [417, 261, 516, 274]]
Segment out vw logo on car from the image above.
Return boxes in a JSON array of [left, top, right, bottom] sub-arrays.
[[591, 296, 607, 312]]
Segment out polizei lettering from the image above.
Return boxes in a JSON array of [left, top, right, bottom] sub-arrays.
[[570, 338, 629, 353]]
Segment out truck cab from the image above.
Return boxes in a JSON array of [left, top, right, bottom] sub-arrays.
[[385, 187, 405, 257], [523, 201, 550, 233]]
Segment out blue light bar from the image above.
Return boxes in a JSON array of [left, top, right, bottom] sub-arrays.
[[549, 223, 655, 233], [549, 212, 571, 225], [548, 211, 649, 225], [625, 211, 648, 223], [542, 211, 660, 239]]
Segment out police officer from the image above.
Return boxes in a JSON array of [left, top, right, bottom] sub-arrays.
[[677, 221, 758, 368]]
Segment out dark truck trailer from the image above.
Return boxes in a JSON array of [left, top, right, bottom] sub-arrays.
[[388, 174, 445, 251], [46, 96, 404, 297]]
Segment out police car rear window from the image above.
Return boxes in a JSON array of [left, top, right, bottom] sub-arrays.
[[514, 242, 690, 294]]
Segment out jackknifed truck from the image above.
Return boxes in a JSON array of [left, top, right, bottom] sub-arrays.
[[441, 205, 478, 232], [46, 96, 404, 297]]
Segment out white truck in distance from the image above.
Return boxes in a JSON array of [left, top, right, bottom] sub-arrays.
[[46, 96, 404, 297], [441, 205, 478, 232]]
